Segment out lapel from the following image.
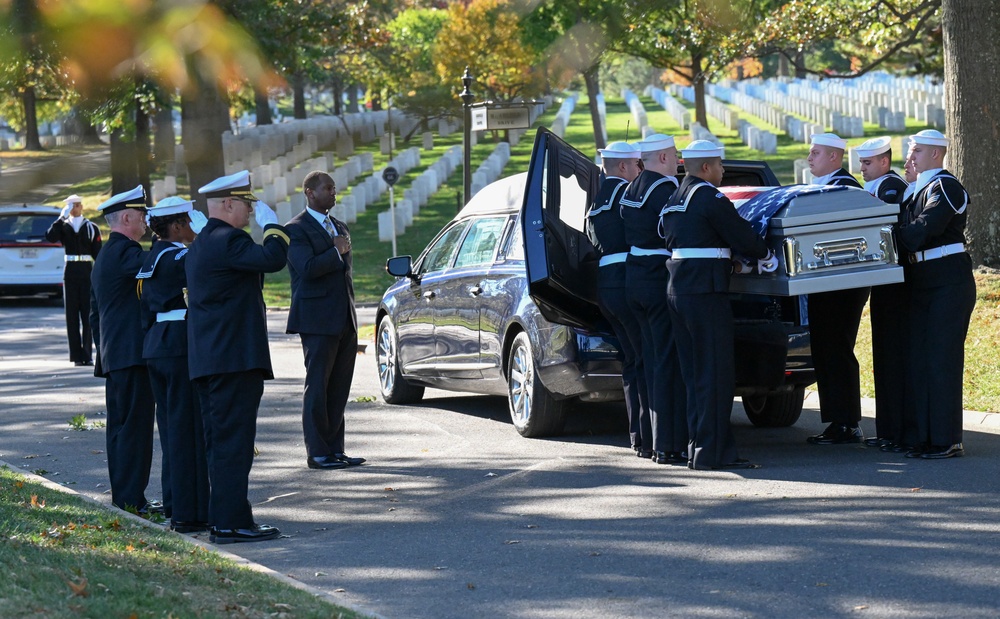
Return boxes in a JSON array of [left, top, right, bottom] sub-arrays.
[[301, 210, 335, 248]]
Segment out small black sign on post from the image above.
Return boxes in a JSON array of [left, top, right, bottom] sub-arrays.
[[382, 166, 399, 187], [383, 166, 400, 255]]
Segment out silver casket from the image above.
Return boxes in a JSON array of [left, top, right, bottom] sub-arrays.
[[725, 185, 905, 296]]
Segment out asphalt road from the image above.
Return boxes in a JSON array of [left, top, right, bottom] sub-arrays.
[[2, 299, 1000, 618]]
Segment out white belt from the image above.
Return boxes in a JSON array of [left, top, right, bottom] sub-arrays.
[[629, 247, 672, 257], [64, 255, 94, 262], [908, 243, 965, 264], [599, 252, 628, 266], [156, 309, 187, 322], [671, 247, 732, 260]]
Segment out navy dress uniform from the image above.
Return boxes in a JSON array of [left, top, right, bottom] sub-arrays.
[[46, 194, 101, 365], [895, 130, 975, 459], [659, 141, 771, 470], [138, 197, 210, 532], [855, 137, 910, 449], [620, 133, 687, 464], [585, 142, 649, 455], [285, 171, 365, 471], [803, 133, 871, 445], [89, 185, 160, 514], [186, 171, 289, 543]]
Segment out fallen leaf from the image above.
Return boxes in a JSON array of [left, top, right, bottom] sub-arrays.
[[334, 588, 345, 593], [384, 487, 395, 492], [91, 450, 104, 455], [589, 552, 601, 557], [526, 525, 537, 529], [67, 578, 89, 597], [30, 495, 45, 508], [434, 566, 448, 570], [816, 582, 828, 587], [467, 583, 476, 590], [504, 540, 520, 545], [315, 572, 328, 577], [910, 487, 922, 492], [854, 605, 869, 610], [125, 544, 135, 551], [387, 507, 396, 512], [484, 472, 497, 477]]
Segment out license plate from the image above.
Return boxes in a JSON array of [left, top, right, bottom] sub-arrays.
[[19, 248, 38, 260]]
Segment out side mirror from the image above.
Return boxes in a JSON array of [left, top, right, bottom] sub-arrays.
[[386, 255, 414, 279]]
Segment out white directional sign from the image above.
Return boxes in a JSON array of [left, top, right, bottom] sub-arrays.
[[471, 105, 531, 131]]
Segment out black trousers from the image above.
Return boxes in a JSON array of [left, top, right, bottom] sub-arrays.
[[903, 273, 976, 447], [63, 270, 92, 363], [105, 366, 155, 511], [300, 331, 358, 457], [194, 371, 264, 529], [670, 293, 740, 470], [148, 355, 209, 525], [627, 282, 687, 453], [869, 282, 909, 442], [807, 287, 871, 425], [598, 285, 650, 450]]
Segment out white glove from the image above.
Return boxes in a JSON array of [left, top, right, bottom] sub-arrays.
[[60, 204, 72, 219], [253, 200, 278, 228], [189, 210, 208, 234], [732, 256, 754, 274], [757, 249, 779, 273]]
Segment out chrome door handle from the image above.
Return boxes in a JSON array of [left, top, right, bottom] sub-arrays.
[[422, 291, 436, 299], [469, 285, 483, 296]]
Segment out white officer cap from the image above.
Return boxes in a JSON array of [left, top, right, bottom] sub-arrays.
[[811, 132, 847, 150], [638, 133, 675, 153], [597, 141, 641, 159], [148, 195, 194, 218], [680, 140, 724, 160], [854, 136, 892, 158], [97, 185, 147, 214], [64, 194, 83, 205], [198, 170, 259, 200], [910, 129, 949, 147]]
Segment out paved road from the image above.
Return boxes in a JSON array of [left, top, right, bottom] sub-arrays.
[[2, 299, 1000, 618], [0, 147, 111, 204]]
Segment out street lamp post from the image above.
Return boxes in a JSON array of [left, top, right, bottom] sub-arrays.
[[460, 67, 475, 206]]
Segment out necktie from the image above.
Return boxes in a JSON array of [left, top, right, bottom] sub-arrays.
[[323, 217, 335, 237]]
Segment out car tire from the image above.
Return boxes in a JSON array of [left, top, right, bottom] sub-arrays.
[[507, 331, 565, 438], [376, 315, 424, 405], [742, 386, 806, 428]]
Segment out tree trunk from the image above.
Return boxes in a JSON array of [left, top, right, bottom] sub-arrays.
[[182, 80, 229, 212], [109, 129, 138, 195], [293, 72, 306, 119], [794, 50, 806, 79], [777, 53, 789, 78], [254, 87, 272, 125], [332, 78, 343, 116], [79, 113, 103, 145], [691, 52, 707, 128], [348, 84, 359, 113], [583, 64, 605, 150], [135, 95, 152, 207], [370, 88, 382, 111], [22, 86, 43, 151], [153, 105, 175, 165], [944, 0, 1000, 267]]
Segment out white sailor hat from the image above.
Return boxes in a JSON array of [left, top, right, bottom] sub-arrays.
[[97, 185, 147, 214], [598, 141, 641, 159], [811, 132, 847, 150], [147, 196, 194, 218], [198, 170, 259, 200], [854, 136, 892, 158], [910, 129, 949, 147], [638, 133, 675, 153], [64, 194, 83, 204], [680, 140, 724, 160]]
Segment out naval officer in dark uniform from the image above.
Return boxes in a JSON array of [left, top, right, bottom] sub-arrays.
[[90, 185, 162, 515], [285, 171, 366, 471], [620, 133, 687, 465], [138, 196, 210, 533], [46, 194, 102, 366], [895, 129, 975, 459], [660, 140, 775, 470], [585, 141, 648, 456], [855, 137, 910, 450], [186, 171, 289, 544], [803, 133, 870, 445]]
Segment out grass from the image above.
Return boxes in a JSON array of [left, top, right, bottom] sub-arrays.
[[0, 467, 364, 619]]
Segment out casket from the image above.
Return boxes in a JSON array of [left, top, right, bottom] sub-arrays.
[[723, 185, 904, 296]]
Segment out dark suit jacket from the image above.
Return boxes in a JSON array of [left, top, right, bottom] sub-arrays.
[[90, 232, 146, 376], [284, 209, 357, 336], [185, 218, 289, 380]]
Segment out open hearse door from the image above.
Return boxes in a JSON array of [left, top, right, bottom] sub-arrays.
[[520, 127, 606, 331]]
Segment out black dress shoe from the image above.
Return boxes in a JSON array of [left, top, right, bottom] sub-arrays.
[[711, 458, 757, 470], [864, 437, 892, 448], [74, 361, 86, 366], [637, 449, 653, 459], [904, 445, 928, 458], [210, 524, 280, 545], [806, 423, 864, 445], [136, 500, 165, 515], [920, 444, 964, 459], [332, 453, 366, 466], [307, 455, 348, 470], [171, 520, 210, 533], [654, 451, 688, 465]]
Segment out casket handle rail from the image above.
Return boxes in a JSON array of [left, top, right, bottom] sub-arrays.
[[878, 226, 898, 265], [805, 236, 885, 271], [783, 236, 802, 276]]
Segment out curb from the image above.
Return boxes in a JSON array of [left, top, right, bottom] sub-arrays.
[[0, 459, 387, 619], [802, 390, 1000, 435]]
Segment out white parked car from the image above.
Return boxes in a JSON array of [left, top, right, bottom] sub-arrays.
[[0, 204, 65, 298]]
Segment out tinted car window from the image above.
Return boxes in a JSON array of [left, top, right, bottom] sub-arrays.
[[453, 217, 507, 268], [418, 222, 468, 274], [503, 217, 523, 261], [0, 213, 51, 242]]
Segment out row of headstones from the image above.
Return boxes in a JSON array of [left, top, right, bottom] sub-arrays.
[[595, 94, 609, 146], [550, 94, 579, 138], [622, 89, 650, 135], [470, 141, 512, 198], [0, 134, 80, 150], [378, 146, 463, 243], [668, 84, 779, 155], [688, 122, 724, 147], [646, 86, 692, 130]]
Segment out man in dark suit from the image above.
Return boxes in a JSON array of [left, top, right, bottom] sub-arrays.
[[284, 171, 365, 471], [803, 133, 870, 446], [186, 170, 289, 544], [90, 185, 162, 515], [47, 194, 102, 366]]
